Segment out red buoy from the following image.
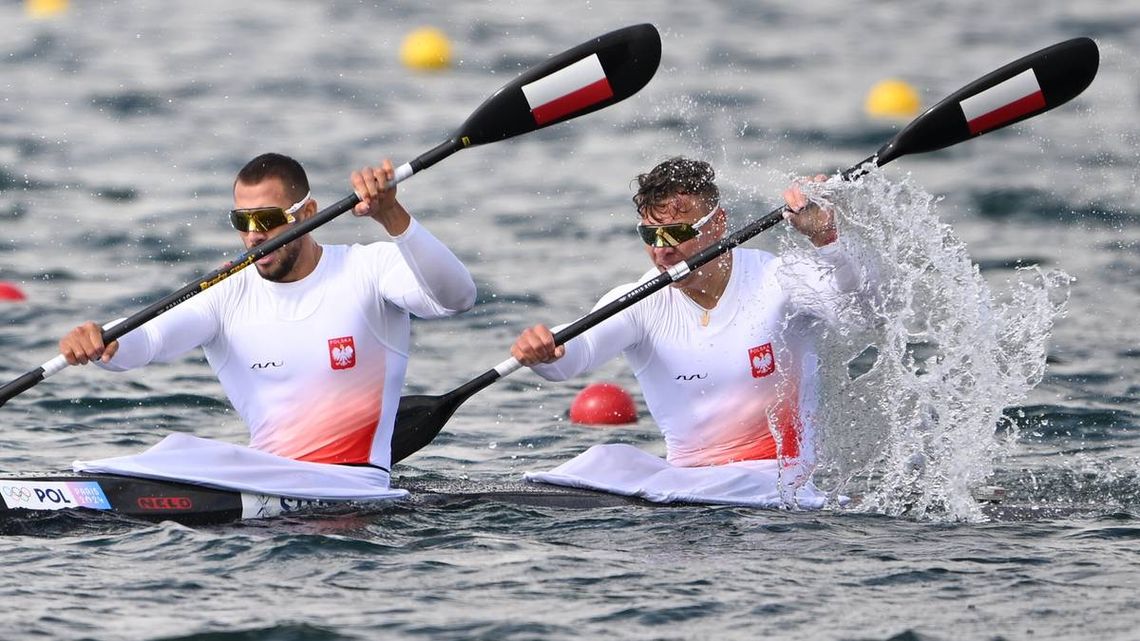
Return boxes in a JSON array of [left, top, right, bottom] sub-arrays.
[[0, 282, 26, 302], [569, 382, 638, 426]]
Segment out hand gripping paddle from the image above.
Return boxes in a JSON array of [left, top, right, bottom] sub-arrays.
[[0, 24, 663, 408], [390, 37, 1099, 464]]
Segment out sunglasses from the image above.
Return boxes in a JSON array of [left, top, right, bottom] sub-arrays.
[[636, 201, 719, 247], [229, 191, 311, 232]]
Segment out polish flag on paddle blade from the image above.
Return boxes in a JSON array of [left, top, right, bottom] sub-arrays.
[[522, 54, 614, 126], [959, 68, 1046, 135]]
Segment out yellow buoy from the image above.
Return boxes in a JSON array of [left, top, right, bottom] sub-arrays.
[[25, 0, 69, 18], [864, 79, 921, 119], [399, 27, 453, 71]]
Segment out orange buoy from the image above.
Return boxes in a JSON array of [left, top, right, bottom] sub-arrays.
[[0, 282, 26, 302], [569, 382, 638, 425]]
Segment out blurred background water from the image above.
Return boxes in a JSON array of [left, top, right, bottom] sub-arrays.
[[1, 1, 1137, 640]]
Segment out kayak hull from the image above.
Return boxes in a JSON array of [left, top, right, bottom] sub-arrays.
[[0, 473, 1094, 530], [0, 473, 330, 526]]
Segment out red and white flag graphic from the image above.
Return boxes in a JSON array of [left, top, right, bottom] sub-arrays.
[[748, 343, 776, 379], [521, 54, 614, 126], [328, 336, 356, 371], [959, 69, 1045, 135]]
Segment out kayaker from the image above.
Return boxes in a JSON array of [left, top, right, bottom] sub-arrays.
[[510, 156, 860, 509], [56, 153, 476, 498]]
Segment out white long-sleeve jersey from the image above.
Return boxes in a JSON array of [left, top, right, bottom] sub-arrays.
[[100, 218, 476, 470], [532, 245, 860, 467]]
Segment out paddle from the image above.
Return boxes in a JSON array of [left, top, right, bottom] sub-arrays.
[[0, 23, 663, 408], [390, 36, 1100, 464]]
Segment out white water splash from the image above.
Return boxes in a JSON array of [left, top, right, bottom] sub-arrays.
[[779, 170, 1070, 521]]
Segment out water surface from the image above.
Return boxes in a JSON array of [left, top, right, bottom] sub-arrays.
[[1, 1, 1137, 640]]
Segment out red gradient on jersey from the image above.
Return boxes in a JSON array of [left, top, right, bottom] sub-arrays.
[[295, 423, 376, 465], [255, 370, 384, 465], [697, 402, 801, 464], [670, 382, 803, 467]]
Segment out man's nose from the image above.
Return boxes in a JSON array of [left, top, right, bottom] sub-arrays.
[[243, 230, 268, 245]]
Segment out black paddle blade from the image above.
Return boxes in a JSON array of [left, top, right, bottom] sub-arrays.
[[456, 23, 661, 145], [390, 393, 458, 465], [389, 37, 1100, 467], [391, 369, 502, 464], [877, 37, 1099, 166]]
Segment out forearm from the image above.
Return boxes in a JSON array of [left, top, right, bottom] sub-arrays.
[[98, 304, 216, 371], [530, 337, 592, 381], [529, 309, 638, 382]]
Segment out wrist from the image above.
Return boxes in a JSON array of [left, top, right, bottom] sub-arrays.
[[375, 203, 411, 236]]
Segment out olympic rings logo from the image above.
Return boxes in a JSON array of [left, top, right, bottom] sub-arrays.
[[1, 485, 35, 503]]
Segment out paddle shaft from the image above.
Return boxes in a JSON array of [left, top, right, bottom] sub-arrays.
[[0, 139, 461, 407], [0, 23, 664, 407], [389, 156, 875, 464], [390, 36, 1099, 463], [461, 156, 876, 390], [101, 138, 456, 344]]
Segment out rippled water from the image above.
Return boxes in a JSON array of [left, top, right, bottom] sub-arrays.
[[2, 1, 1138, 640]]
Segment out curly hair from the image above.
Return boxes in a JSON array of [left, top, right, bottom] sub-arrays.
[[632, 157, 719, 215]]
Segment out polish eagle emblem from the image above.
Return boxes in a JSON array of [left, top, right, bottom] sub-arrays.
[[328, 336, 357, 370], [748, 343, 776, 378]]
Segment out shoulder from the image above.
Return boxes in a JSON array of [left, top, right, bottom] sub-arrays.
[[736, 247, 777, 268], [334, 242, 408, 292], [198, 260, 255, 302], [340, 241, 399, 266], [594, 265, 661, 306], [735, 247, 782, 281], [596, 280, 643, 307], [592, 271, 681, 326]]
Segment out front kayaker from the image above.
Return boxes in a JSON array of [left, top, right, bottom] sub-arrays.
[[56, 153, 476, 499]]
